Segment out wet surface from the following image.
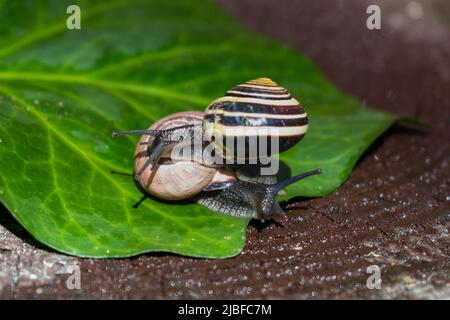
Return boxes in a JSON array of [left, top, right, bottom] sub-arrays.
[[1, 0, 449, 299]]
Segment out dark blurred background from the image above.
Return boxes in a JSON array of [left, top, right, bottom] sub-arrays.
[[219, 0, 450, 133]]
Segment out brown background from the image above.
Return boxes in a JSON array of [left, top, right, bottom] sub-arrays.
[[0, 0, 449, 299]]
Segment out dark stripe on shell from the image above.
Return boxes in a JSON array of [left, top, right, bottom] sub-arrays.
[[229, 85, 289, 95], [225, 92, 292, 101], [210, 134, 306, 158], [208, 101, 305, 115], [219, 115, 308, 127]]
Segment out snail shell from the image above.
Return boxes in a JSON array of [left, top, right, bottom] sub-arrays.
[[134, 111, 235, 200], [203, 78, 308, 161]]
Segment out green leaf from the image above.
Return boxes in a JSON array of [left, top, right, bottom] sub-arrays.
[[0, 0, 395, 258]]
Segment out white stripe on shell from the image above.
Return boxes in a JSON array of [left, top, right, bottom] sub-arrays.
[[205, 109, 307, 119], [226, 90, 291, 99], [212, 96, 300, 106], [204, 121, 308, 137], [237, 84, 286, 91]]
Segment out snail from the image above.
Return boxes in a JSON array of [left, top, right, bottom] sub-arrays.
[[112, 78, 321, 221]]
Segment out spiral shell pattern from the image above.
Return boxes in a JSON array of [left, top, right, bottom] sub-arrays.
[[203, 78, 308, 160], [134, 112, 218, 200]]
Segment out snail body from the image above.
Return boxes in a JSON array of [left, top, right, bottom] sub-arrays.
[[113, 78, 320, 221], [199, 169, 320, 221]]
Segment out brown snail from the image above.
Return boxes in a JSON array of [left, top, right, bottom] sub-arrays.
[[112, 78, 321, 221], [133, 111, 236, 200]]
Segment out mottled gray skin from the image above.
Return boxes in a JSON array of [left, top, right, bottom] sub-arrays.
[[199, 169, 321, 221], [198, 179, 285, 221]]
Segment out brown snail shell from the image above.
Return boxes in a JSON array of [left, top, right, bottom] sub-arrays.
[[134, 111, 235, 200]]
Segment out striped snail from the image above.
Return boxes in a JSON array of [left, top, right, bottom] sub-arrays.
[[112, 78, 321, 221]]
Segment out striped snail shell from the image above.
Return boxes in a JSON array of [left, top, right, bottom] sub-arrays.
[[203, 78, 308, 161], [134, 111, 235, 200]]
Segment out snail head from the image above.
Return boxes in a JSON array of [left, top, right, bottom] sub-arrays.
[[198, 168, 322, 222], [253, 169, 322, 222], [112, 125, 196, 179]]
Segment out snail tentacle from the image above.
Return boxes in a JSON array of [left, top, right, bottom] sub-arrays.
[[134, 140, 166, 179], [112, 129, 159, 137], [269, 168, 322, 195]]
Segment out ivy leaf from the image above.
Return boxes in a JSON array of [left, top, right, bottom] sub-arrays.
[[0, 0, 395, 258]]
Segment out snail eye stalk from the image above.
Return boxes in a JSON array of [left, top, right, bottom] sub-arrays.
[[112, 124, 197, 180], [270, 169, 322, 195], [134, 140, 166, 180], [112, 125, 195, 139], [112, 130, 160, 137]]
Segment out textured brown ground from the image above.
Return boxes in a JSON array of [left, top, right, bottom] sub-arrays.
[[1, 0, 449, 299]]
